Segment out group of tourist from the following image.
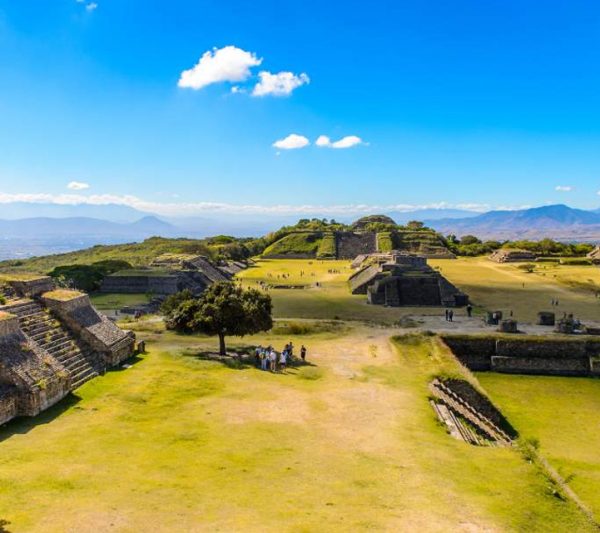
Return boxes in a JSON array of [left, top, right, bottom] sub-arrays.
[[444, 303, 474, 321], [254, 342, 307, 373]]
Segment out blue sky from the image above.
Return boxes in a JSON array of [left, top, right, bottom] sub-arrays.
[[1, 0, 600, 217]]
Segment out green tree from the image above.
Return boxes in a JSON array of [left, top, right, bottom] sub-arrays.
[[160, 289, 194, 316], [167, 282, 273, 355], [459, 235, 481, 245], [406, 220, 424, 230]]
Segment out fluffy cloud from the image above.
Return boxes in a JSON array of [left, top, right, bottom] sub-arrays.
[[86, 2, 98, 10], [555, 185, 573, 192], [178, 46, 262, 90], [252, 71, 309, 97], [0, 192, 526, 217], [272, 134, 310, 150], [67, 181, 90, 190], [316, 135, 364, 149]]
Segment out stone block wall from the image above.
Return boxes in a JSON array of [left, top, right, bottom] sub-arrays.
[[335, 232, 377, 259], [442, 334, 600, 376], [0, 314, 70, 418], [43, 291, 135, 367]]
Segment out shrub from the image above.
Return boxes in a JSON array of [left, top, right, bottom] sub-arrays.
[[517, 263, 536, 273], [559, 258, 593, 266]]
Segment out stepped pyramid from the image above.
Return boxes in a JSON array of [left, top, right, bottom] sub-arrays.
[[0, 277, 135, 426]]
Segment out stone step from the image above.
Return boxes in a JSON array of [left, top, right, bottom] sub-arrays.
[[71, 368, 99, 390], [430, 381, 511, 445]]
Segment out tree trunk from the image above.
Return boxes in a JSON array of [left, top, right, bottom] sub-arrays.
[[218, 332, 226, 356]]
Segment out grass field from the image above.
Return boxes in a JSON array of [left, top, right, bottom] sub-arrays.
[[430, 257, 600, 323], [89, 293, 151, 311], [477, 373, 600, 522], [0, 326, 592, 531], [1, 257, 600, 531], [238, 259, 446, 323]]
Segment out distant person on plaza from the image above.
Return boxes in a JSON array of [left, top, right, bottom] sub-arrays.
[[279, 349, 287, 372]]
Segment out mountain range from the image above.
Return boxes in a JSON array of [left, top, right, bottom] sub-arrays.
[[425, 204, 600, 241], [1, 203, 600, 261]]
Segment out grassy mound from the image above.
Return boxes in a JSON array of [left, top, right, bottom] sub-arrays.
[[262, 232, 323, 257], [316, 232, 336, 258], [376, 231, 393, 252]]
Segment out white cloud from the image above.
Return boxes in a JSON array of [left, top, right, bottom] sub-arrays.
[[555, 185, 573, 192], [315, 135, 331, 147], [0, 192, 521, 217], [178, 46, 262, 90], [272, 134, 310, 150], [252, 71, 309, 97], [67, 181, 90, 190], [86, 2, 98, 11], [315, 135, 364, 149]]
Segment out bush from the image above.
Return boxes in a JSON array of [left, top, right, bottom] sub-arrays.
[[517, 264, 536, 273], [559, 258, 593, 266]]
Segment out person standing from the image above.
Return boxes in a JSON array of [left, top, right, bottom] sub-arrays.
[[466, 304, 473, 318], [269, 349, 277, 372], [279, 350, 287, 373], [445, 309, 449, 321], [300, 345, 307, 362], [448, 310, 454, 322]]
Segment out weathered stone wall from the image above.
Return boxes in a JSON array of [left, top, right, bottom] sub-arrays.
[[101, 274, 180, 294], [9, 277, 54, 298], [0, 319, 70, 418], [43, 292, 135, 367], [0, 387, 18, 425], [335, 232, 377, 259], [442, 334, 600, 376]]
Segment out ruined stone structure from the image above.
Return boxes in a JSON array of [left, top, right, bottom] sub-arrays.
[[442, 334, 600, 376], [101, 254, 240, 296], [429, 378, 516, 446], [349, 253, 468, 307], [0, 278, 135, 425], [335, 232, 378, 260], [489, 249, 537, 263], [586, 245, 600, 264]]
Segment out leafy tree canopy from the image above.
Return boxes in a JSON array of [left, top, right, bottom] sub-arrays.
[[166, 282, 272, 355]]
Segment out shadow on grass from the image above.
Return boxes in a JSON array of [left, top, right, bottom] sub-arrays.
[[0, 393, 81, 443], [110, 354, 145, 372], [181, 346, 318, 372]]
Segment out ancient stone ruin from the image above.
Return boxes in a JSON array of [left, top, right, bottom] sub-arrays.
[[443, 334, 600, 376], [586, 245, 600, 264], [101, 254, 241, 296], [429, 378, 515, 446], [0, 277, 135, 426], [349, 252, 468, 307], [489, 249, 537, 263]]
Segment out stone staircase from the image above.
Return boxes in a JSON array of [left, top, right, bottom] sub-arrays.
[[429, 379, 512, 446], [7, 300, 104, 390], [0, 284, 17, 302], [349, 264, 382, 294]]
